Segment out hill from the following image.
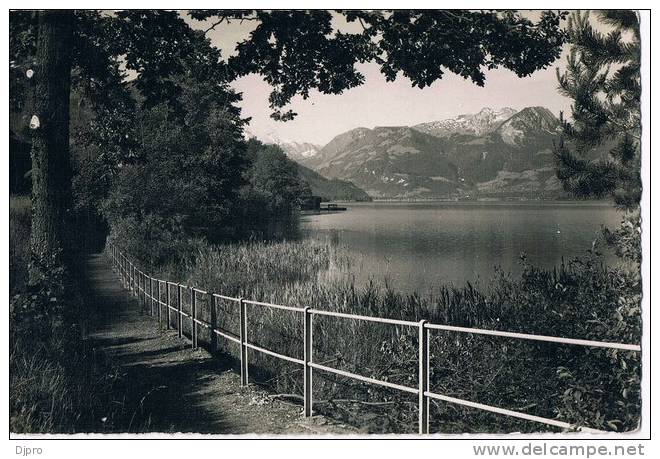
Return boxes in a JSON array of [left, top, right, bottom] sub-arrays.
[[311, 126, 459, 198], [297, 164, 371, 202], [293, 107, 572, 199], [249, 132, 370, 201]]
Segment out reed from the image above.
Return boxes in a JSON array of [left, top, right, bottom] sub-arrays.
[[143, 238, 641, 434]]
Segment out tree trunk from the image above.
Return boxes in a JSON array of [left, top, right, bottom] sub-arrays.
[[29, 10, 74, 284]]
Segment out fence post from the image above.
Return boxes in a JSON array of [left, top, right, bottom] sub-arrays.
[[150, 277, 154, 316], [177, 284, 183, 339], [239, 298, 248, 386], [157, 280, 162, 329], [166, 282, 171, 330], [191, 287, 197, 349], [210, 294, 217, 352], [304, 307, 313, 417], [126, 258, 129, 290], [418, 320, 430, 435]]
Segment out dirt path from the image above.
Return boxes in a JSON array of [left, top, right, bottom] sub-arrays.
[[85, 253, 352, 435]]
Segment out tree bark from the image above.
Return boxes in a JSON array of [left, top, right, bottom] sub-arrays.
[[29, 10, 74, 284]]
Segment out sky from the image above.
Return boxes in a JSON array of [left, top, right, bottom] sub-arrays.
[[232, 63, 573, 145], [190, 11, 598, 146]]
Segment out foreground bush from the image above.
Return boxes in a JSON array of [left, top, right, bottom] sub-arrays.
[[10, 266, 116, 432], [10, 203, 125, 433], [118, 238, 641, 434]]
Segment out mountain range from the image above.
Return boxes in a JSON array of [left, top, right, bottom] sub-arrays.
[[413, 107, 517, 138], [274, 106, 573, 199]]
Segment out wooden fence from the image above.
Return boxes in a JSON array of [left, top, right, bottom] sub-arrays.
[[108, 242, 641, 435]]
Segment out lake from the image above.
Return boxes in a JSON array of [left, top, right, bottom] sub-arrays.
[[301, 201, 622, 294]]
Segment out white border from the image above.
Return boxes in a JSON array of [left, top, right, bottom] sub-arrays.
[[2, 3, 655, 458]]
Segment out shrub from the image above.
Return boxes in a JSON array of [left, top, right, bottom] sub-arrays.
[[9, 207, 124, 433], [9, 267, 112, 432]]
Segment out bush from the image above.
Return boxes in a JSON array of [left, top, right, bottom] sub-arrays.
[[9, 266, 117, 432], [9, 207, 124, 433]]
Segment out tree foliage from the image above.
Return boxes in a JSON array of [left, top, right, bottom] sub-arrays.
[[555, 11, 641, 210], [245, 139, 311, 214], [103, 77, 248, 264], [239, 139, 312, 239], [102, 80, 312, 265], [192, 9, 568, 120]]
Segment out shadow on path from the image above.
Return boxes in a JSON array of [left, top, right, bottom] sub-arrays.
[[84, 253, 346, 435]]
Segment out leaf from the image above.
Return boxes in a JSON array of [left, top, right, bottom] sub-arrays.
[[607, 420, 621, 431]]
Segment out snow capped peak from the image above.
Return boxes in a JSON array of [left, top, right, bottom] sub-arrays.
[[413, 107, 518, 138], [241, 128, 320, 161], [261, 130, 286, 145], [276, 141, 322, 161], [242, 127, 289, 145]]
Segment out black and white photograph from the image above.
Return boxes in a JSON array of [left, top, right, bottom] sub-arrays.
[[5, 2, 653, 455]]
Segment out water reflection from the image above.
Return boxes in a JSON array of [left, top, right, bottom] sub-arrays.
[[301, 201, 621, 294]]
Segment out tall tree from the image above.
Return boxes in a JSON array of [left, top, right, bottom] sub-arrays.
[[28, 10, 74, 283], [554, 10, 641, 210]]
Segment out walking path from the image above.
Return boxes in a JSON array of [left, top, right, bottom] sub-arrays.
[[85, 253, 352, 435]]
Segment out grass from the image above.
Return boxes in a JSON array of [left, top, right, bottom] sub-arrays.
[[9, 329, 121, 433], [9, 197, 143, 433], [125, 237, 641, 434]]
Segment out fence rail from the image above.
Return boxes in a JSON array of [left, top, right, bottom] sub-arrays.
[[108, 243, 641, 435]]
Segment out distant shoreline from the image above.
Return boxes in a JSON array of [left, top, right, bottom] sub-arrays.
[[336, 199, 615, 207]]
